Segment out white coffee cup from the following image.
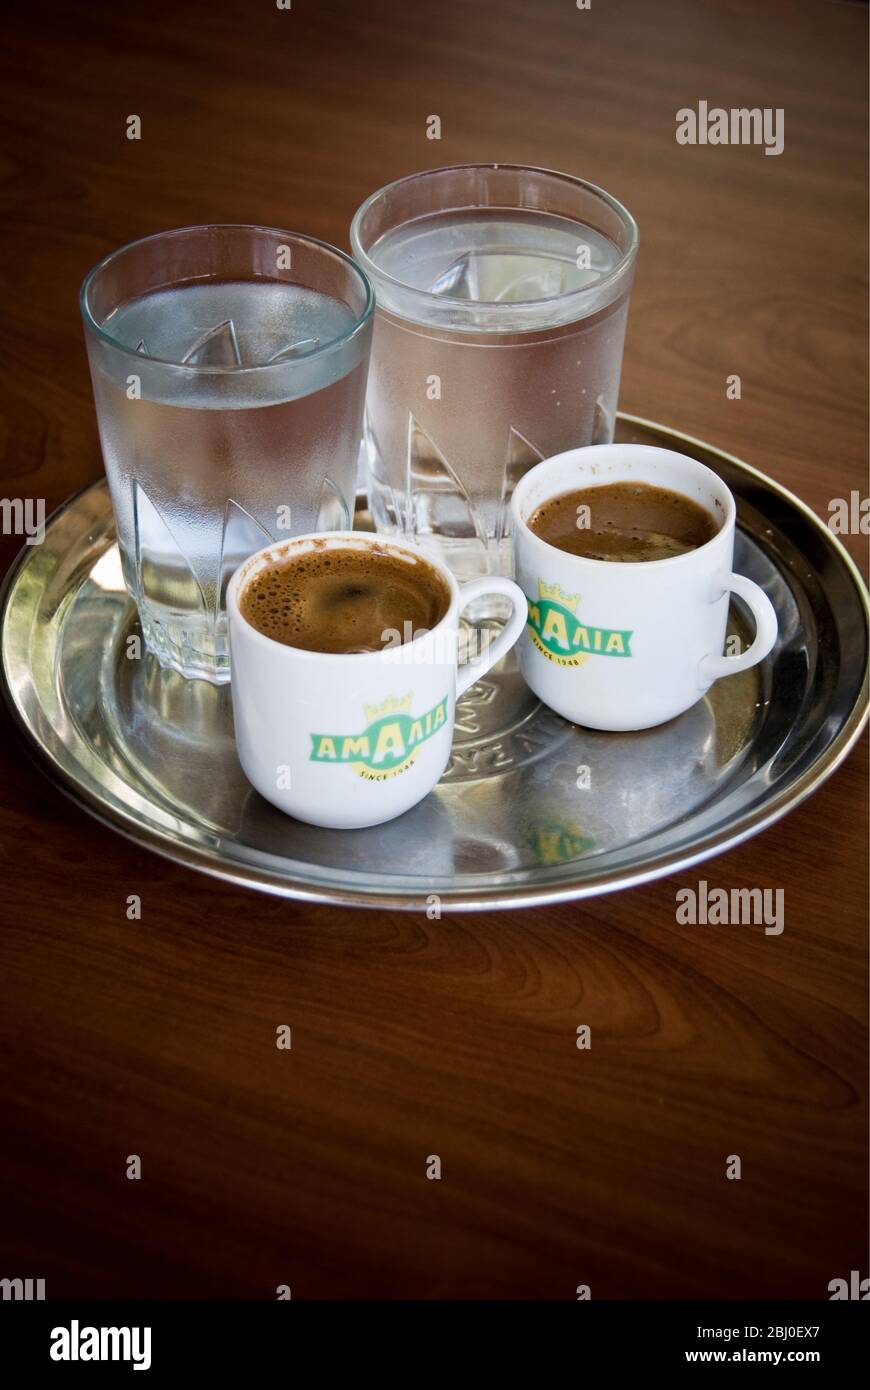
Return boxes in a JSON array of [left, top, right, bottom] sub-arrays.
[[227, 532, 527, 828], [511, 444, 778, 731]]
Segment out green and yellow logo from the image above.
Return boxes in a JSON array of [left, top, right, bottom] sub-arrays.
[[526, 580, 633, 668], [310, 693, 448, 781], [529, 818, 594, 864]]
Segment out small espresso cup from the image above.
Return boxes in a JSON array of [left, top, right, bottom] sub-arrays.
[[227, 532, 527, 828], [511, 444, 778, 731]]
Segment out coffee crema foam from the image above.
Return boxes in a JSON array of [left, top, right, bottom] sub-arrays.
[[528, 481, 719, 562], [239, 545, 451, 654]]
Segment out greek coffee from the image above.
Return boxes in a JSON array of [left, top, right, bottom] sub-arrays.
[[528, 481, 718, 562], [239, 545, 451, 654]]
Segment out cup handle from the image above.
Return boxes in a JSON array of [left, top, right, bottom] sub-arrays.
[[455, 577, 529, 698], [698, 572, 778, 687]]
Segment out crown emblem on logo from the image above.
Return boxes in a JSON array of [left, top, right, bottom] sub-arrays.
[[363, 692, 413, 724], [538, 579, 579, 612]]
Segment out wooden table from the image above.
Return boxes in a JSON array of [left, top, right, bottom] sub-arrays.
[[1, 0, 866, 1299]]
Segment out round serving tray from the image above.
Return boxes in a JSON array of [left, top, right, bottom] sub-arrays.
[[2, 415, 867, 910]]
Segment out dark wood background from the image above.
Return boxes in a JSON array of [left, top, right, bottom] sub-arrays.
[[1, 0, 866, 1299]]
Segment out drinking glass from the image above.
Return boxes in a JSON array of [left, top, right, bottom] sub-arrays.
[[81, 225, 373, 684], [350, 164, 637, 583]]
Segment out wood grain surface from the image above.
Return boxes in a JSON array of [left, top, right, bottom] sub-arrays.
[[0, 0, 866, 1299]]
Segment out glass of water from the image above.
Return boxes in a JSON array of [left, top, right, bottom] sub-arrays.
[[350, 165, 637, 583], [81, 225, 373, 684]]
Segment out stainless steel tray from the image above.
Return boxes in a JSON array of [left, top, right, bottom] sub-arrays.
[[2, 415, 867, 909]]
